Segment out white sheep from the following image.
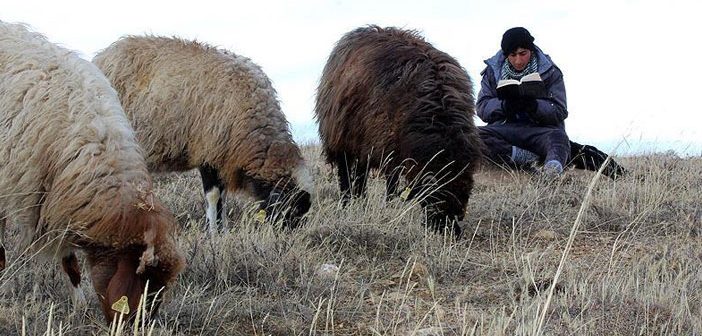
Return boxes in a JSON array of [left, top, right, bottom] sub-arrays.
[[93, 35, 312, 233], [0, 21, 184, 322]]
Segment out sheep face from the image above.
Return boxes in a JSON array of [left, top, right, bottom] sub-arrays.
[[424, 202, 465, 237], [86, 245, 182, 322], [261, 187, 311, 229], [404, 166, 474, 238], [83, 206, 184, 322], [243, 174, 311, 229]]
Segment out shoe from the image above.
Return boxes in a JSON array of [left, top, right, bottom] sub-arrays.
[[542, 160, 563, 180]]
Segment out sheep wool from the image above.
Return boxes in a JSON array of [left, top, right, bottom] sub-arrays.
[[0, 21, 184, 322], [315, 26, 483, 236], [93, 36, 312, 230]]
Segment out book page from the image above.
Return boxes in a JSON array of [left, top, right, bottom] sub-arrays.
[[520, 72, 542, 82], [497, 79, 519, 89]]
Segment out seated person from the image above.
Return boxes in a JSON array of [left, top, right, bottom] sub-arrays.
[[477, 27, 569, 179], [477, 27, 626, 180]]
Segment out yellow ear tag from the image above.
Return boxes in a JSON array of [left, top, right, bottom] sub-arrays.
[[111, 295, 130, 315], [400, 187, 411, 201], [254, 209, 267, 223]]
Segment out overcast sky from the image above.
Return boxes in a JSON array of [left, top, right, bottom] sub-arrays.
[[4, 0, 700, 155]]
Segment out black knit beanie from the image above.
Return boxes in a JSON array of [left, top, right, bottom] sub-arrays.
[[501, 27, 535, 56]]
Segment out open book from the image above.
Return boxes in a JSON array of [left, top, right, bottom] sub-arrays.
[[496, 72, 546, 100]]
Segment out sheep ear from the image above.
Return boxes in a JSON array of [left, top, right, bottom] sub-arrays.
[[137, 244, 157, 274], [105, 254, 144, 321], [137, 223, 158, 274]]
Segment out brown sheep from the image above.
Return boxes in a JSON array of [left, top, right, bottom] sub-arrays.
[[315, 25, 483, 236], [0, 21, 184, 322], [92, 36, 312, 233]]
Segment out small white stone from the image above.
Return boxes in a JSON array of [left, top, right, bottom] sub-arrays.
[[317, 263, 339, 277], [415, 327, 443, 336]]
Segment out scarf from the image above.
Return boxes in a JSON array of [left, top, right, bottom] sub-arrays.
[[500, 53, 538, 80]]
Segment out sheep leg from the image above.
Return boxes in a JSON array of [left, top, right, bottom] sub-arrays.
[[0, 216, 5, 271], [335, 154, 353, 204], [198, 164, 227, 234], [336, 154, 369, 201], [61, 251, 86, 309], [351, 162, 369, 198]]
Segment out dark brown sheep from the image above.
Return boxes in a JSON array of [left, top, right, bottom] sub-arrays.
[[315, 25, 483, 236]]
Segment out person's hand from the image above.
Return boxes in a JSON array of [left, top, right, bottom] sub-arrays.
[[504, 98, 537, 117], [522, 98, 538, 121], [501, 100, 516, 119], [522, 98, 538, 115]]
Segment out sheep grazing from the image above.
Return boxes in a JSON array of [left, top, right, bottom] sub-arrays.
[[0, 21, 184, 322], [93, 36, 312, 233], [315, 26, 483, 236]]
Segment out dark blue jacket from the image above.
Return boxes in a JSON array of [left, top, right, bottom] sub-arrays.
[[476, 46, 568, 128]]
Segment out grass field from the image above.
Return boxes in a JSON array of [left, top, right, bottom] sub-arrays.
[[0, 145, 700, 335]]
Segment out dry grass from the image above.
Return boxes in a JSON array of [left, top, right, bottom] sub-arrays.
[[1, 145, 700, 335]]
